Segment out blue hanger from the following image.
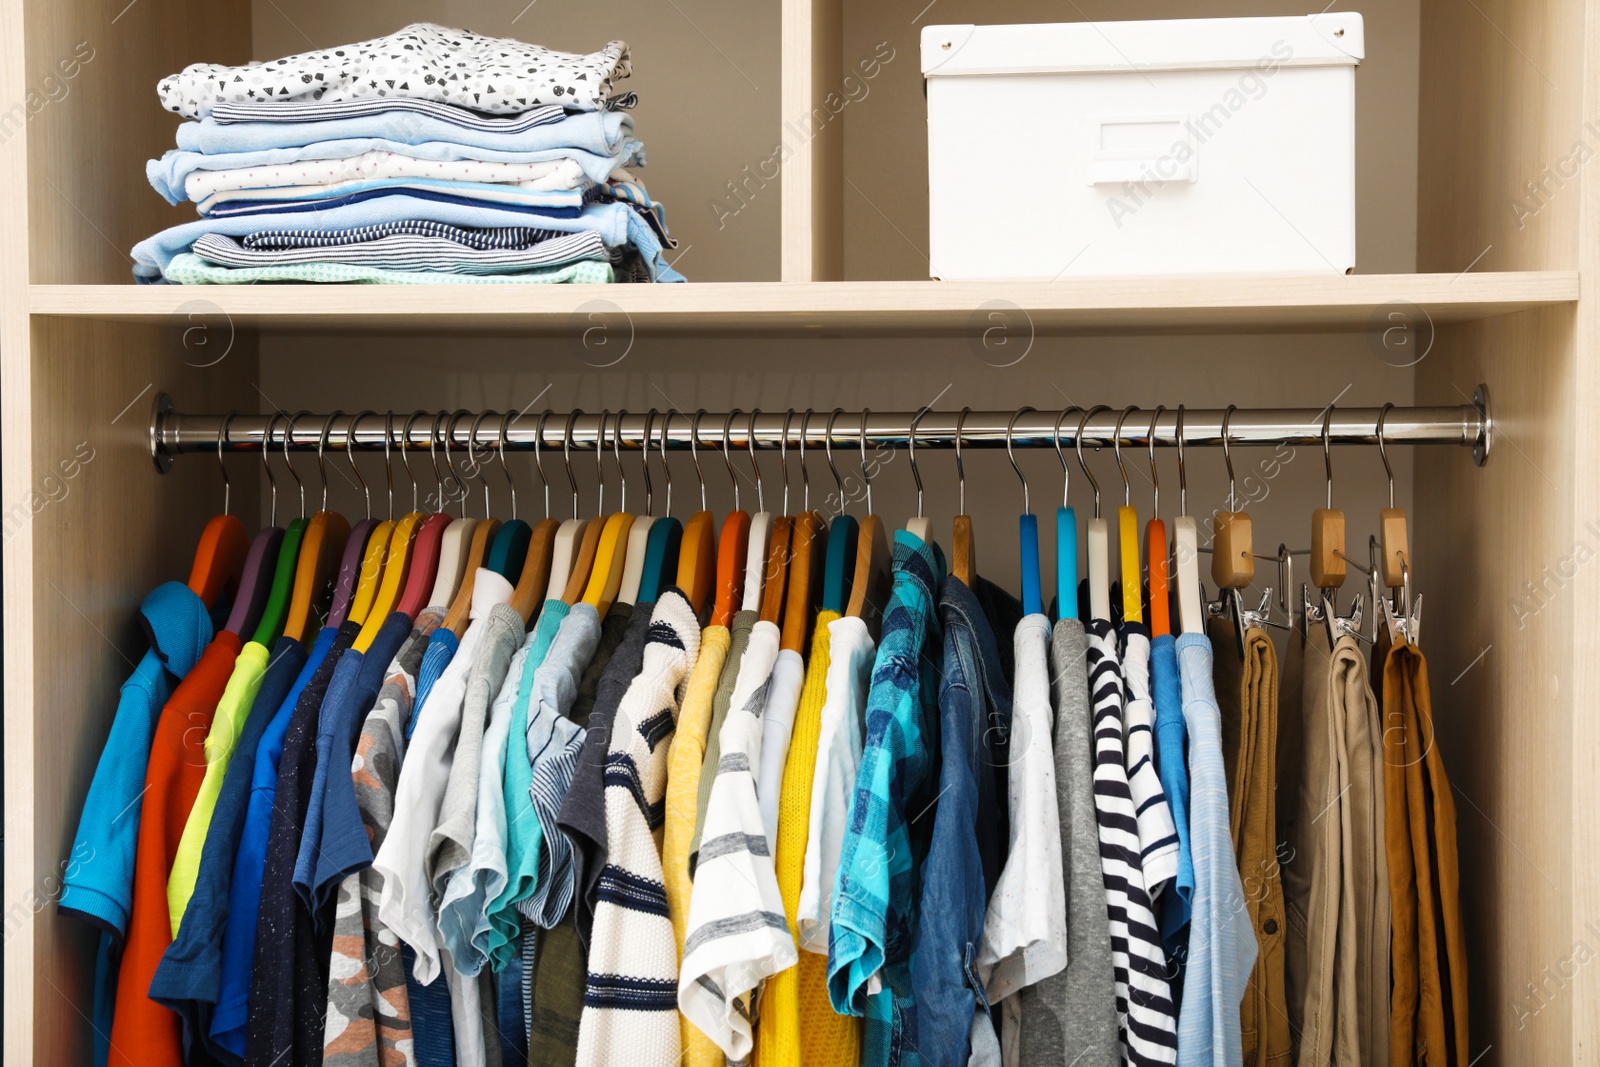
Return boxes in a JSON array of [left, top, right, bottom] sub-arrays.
[[1053, 406, 1080, 621], [1008, 408, 1043, 617], [638, 409, 681, 603]]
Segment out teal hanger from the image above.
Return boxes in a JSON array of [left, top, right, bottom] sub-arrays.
[[820, 409, 858, 613], [1008, 408, 1044, 617], [478, 410, 530, 580], [1054, 406, 1081, 621], [638, 408, 681, 602]]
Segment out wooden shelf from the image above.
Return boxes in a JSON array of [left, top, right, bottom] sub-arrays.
[[28, 271, 1577, 335]]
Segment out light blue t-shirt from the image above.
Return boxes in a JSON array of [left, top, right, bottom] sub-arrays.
[[1151, 632, 1195, 955], [58, 580, 212, 1067], [1174, 632, 1258, 1067]]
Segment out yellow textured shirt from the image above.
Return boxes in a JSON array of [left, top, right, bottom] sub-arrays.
[[166, 639, 270, 934], [664, 623, 732, 1067], [755, 611, 860, 1067]]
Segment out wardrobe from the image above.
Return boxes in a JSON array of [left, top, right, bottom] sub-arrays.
[[2, 0, 1596, 1063]]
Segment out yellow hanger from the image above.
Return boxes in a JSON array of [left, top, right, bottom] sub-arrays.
[[353, 415, 429, 651], [443, 410, 503, 637], [1115, 407, 1144, 625], [285, 412, 352, 645], [581, 413, 635, 615]]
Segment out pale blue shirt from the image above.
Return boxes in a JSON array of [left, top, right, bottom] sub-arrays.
[[1174, 633, 1259, 1067]]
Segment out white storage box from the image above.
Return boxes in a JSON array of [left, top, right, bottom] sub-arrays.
[[921, 14, 1364, 279]]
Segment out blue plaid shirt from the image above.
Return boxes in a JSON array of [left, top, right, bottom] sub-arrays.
[[828, 531, 946, 1067]]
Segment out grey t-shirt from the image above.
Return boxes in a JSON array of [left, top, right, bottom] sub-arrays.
[[1016, 618, 1120, 1067]]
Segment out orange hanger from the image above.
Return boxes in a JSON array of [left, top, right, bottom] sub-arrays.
[[782, 511, 825, 652], [759, 515, 792, 626], [675, 409, 718, 618], [512, 519, 560, 623], [1143, 407, 1171, 638], [952, 407, 976, 588], [442, 411, 505, 636], [187, 413, 249, 607], [285, 412, 353, 645], [562, 515, 606, 604]]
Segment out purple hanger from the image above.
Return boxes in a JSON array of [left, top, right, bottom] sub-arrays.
[[223, 526, 284, 637], [327, 517, 379, 629]]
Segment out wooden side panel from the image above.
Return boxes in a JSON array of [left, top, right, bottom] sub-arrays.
[[8, 318, 255, 1065], [23, 0, 250, 282], [782, 0, 843, 280]]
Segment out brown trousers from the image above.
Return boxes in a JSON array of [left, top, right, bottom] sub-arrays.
[[1282, 624, 1391, 1066], [1381, 638, 1470, 1066], [1212, 618, 1292, 1067]]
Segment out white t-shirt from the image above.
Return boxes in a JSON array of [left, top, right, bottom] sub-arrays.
[[756, 647, 806, 847]]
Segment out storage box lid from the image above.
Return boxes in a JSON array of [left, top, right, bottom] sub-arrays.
[[922, 14, 1363, 76]]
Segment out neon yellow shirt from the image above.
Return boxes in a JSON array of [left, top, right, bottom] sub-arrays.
[[166, 639, 270, 935]]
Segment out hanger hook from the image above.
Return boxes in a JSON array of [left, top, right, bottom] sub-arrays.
[[316, 410, 340, 514], [658, 409, 676, 517], [1147, 405, 1165, 520], [955, 407, 970, 515], [533, 410, 551, 519], [1054, 406, 1081, 508], [262, 411, 283, 527], [1007, 407, 1034, 515], [401, 410, 430, 513], [779, 409, 794, 515], [469, 410, 497, 518], [1376, 402, 1396, 509], [425, 411, 444, 512], [1221, 404, 1239, 512], [1322, 405, 1335, 511], [284, 410, 309, 519], [909, 406, 926, 519], [1114, 405, 1138, 508], [859, 407, 874, 515], [217, 413, 235, 517], [382, 412, 399, 520], [747, 409, 765, 513], [1176, 405, 1189, 518], [499, 410, 518, 521], [594, 410, 609, 516], [690, 408, 708, 513], [825, 408, 845, 507], [722, 409, 742, 512], [800, 409, 813, 512], [445, 410, 473, 516], [640, 409, 656, 516], [562, 410, 581, 518], [346, 410, 375, 519], [1076, 405, 1108, 518], [614, 409, 629, 515]]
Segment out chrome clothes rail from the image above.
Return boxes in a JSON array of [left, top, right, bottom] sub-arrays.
[[148, 387, 1493, 471]]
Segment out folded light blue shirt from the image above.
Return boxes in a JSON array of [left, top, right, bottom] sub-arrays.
[[176, 107, 634, 158], [132, 196, 683, 283], [148, 140, 640, 204], [1174, 632, 1258, 1067]]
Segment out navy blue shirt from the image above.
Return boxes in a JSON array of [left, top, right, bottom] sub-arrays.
[[150, 635, 308, 1061]]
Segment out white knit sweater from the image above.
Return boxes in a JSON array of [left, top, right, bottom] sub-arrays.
[[575, 590, 702, 1067]]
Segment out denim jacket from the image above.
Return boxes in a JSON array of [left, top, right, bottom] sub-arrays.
[[911, 574, 1022, 1067]]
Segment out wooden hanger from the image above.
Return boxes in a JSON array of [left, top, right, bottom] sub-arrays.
[[1009, 409, 1045, 616], [1210, 406, 1256, 594], [188, 413, 249, 608], [952, 407, 975, 587], [546, 518, 589, 601], [1143, 407, 1171, 638], [849, 410, 892, 630], [759, 514, 793, 626], [783, 512, 825, 651], [1172, 407, 1204, 636], [442, 411, 507, 636], [562, 513, 605, 604], [1077, 406, 1113, 621], [1113, 408, 1144, 626], [1376, 403, 1409, 590], [1311, 408, 1348, 594], [511, 518, 560, 624], [284, 412, 353, 644], [1053, 408, 1081, 622]]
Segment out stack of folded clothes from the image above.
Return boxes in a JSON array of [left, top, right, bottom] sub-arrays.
[[133, 23, 683, 283]]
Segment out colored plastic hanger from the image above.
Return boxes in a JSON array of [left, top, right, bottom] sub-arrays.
[[1077, 406, 1113, 621], [325, 414, 382, 630], [425, 412, 473, 609], [904, 407, 933, 545], [740, 410, 773, 614], [1008, 408, 1044, 617], [1114, 406, 1143, 626], [511, 412, 561, 624], [667, 410, 713, 618], [633, 410, 681, 605], [1053, 407, 1081, 621], [443, 410, 503, 637], [396, 412, 451, 620], [615, 410, 655, 607], [484, 413, 531, 582], [1144, 407, 1171, 638], [848, 409, 892, 630], [581, 414, 635, 615], [708, 410, 750, 627], [224, 412, 290, 638], [544, 412, 592, 603], [187, 412, 249, 608], [251, 411, 314, 647], [1173, 406, 1204, 636], [952, 407, 976, 588], [284, 412, 353, 645], [355, 415, 426, 652]]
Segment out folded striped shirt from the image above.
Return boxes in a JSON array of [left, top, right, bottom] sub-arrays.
[[184, 153, 586, 202], [241, 221, 568, 251], [212, 98, 567, 131], [164, 253, 614, 285], [199, 185, 587, 219], [196, 176, 587, 216], [193, 231, 607, 275]]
